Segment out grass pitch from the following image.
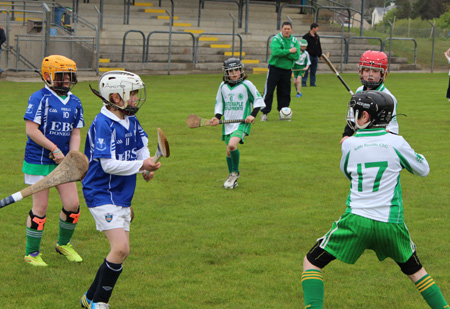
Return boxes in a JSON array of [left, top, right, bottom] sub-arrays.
[[0, 72, 449, 308]]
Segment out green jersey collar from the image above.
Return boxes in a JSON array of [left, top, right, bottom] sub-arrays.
[[354, 128, 388, 137]]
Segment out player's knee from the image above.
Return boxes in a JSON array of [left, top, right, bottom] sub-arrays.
[[113, 244, 130, 260], [397, 251, 423, 275], [29, 210, 47, 231], [227, 144, 237, 152], [62, 206, 80, 224]]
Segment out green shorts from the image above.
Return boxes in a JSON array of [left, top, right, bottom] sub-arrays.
[[293, 63, 306, 78], [319, 212, 415, 264], [222, 129, 246, 145], [22, 160, 57, 176]]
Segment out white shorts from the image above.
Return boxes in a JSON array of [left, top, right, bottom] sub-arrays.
[[88, 204, 131, 232], [24, 174, 44, 185]]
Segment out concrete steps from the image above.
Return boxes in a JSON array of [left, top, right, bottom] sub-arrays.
[[2, 0, 421, 74]]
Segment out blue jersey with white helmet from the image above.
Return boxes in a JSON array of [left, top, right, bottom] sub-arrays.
[[82, 108, 148, 208], [23, 85, 84, 165]]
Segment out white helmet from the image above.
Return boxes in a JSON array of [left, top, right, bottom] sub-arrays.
[[98, 71, 146, 115]]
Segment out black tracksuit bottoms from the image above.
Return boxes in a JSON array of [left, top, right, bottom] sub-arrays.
[[261, 65, 292, 115]]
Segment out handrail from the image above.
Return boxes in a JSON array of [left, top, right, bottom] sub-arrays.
[[320, 34, 348, 72], [195, 32, 242, 64], [316, 6, 351, 32], [122, 30, 146, 63], [277, 4, 316, 30], [198, 0, 240, 27], [94, 5, 101, 74], [428, 21, 435, 73], [124, 0, 130, 25], [241, 0, 278, 34], [13, 34, 95, 71], [346, 36, 383, 63], [8, 46, 38, 71], [145, 31, 195, 63], [383, 37, 417, 66]]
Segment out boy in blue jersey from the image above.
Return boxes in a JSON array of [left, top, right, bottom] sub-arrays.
[[23, 55, 84, 266], [301, 91, 448, 308], [210, 58, 265, 189], [81, 71, 160, 309]]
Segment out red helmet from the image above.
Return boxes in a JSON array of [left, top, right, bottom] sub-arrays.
[[358, 50, 388, 88]]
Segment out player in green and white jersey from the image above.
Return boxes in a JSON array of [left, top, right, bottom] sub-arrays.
[[341, 50, 399, 145], [211, 58, 265, 189], [301, 91, 448, 308], [292, 39, 310, 98]]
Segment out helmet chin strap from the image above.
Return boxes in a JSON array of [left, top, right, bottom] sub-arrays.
[[354, 110, 371, 130]]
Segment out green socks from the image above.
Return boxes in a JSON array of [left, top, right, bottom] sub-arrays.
[[226, 149, 240, 174], [58, 218, 77, 246], [302, 269, 324, 309], [226, 156, 232, 174], [25, 227, 43, 255], [301, 270, 448, 308], [416, 274, 449, 308], [230, 149, 240, 174]]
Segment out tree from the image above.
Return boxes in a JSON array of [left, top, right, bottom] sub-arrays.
[[411, 0, 449, 20], [394, 0, 412, 19], [436, 11, 450, 28]]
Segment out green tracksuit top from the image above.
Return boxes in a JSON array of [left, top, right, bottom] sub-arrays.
[[268, 33, 300, 70]]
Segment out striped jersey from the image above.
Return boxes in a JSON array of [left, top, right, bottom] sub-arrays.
[[214, 80, 265, 136], [23, 85, 84, 165], [82, 107, 149, 208], [355, 84, 398, 134], [294, 50, 311, 66], [340, 128, 429, 224]]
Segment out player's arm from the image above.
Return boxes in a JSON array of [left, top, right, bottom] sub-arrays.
[[339, 145, 352, 181], [340, 123, 355, 145], [25, 120, 56, 151], [287, 40, 300, 60], [305, 53, 311, 69], [100, 157, 160, 176], [69, 128, 81, 152], [270, 37, 290, 57], [212, 84, 224, 126], [26, 120, 65, 163], [395, 138, 430, 177]]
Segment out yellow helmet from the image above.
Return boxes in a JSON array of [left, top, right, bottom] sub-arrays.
[[41, 55, 77, 94]]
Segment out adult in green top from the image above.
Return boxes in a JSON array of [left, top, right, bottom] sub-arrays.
[[260, 22, 300, 121]]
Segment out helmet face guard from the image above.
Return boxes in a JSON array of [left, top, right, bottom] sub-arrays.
[[97, 71, 146, 116], [358, 51, 388, 89], [41, 55, 77, 95], [223, 58, 245, 85], [346, 90, 394, 131]]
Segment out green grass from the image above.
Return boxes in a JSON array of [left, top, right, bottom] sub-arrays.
[[0, 72, 449, 308]]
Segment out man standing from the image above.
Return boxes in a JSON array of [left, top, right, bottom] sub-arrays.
[[302, 23, 322, 87], [261, 21, 299, 121], [0, 26, 6, 74]]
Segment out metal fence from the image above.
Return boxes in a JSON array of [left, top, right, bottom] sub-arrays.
[[0, 1, 99, 73]]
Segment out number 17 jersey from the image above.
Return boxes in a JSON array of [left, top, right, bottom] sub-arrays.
[[340, 128, 429, 224]]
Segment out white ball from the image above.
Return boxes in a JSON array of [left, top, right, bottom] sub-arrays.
[[279, 107, 293, 121]]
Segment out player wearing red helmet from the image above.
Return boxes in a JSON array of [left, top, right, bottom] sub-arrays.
[[340, 50, 398, 145]]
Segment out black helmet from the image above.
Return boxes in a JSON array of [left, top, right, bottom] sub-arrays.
[[223, 58, 246, 85], [347, 90, 394, 130]]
